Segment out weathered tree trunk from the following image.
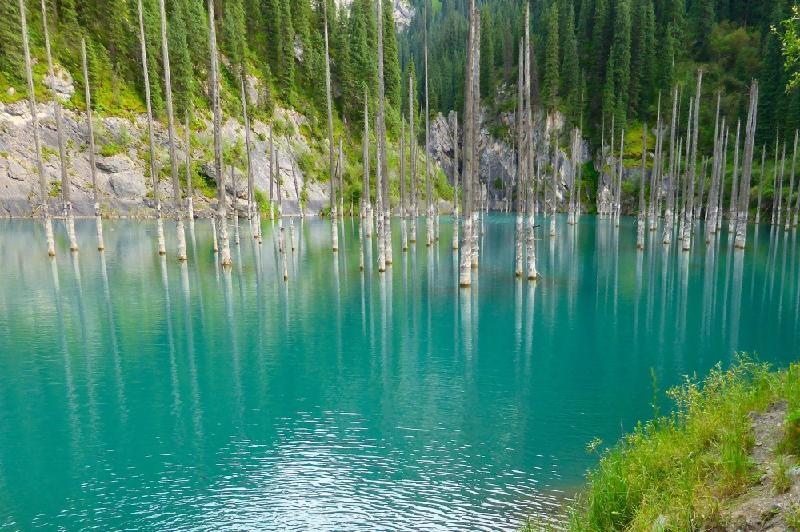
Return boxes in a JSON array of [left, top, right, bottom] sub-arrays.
[[137, 0, 165, 256], [81, 38, 103, 252], [241, 76, 257, 240], [375, 115, 386, 273], [786, 130, 797, 231], [550, 137, 558, 237], [377, 1, 392, 265], [185, 112, 195, 228], [19, 0, 55, 256], [523, 5, 537, 280], [728, 120, 741, 234], [158, 0, 187, 261], [735, 81, 758, 249], [706, 98, 722, 243], [231, 166, 240, 245], [682, 70, 702, 251], [322, 0, 338, 252], [408, 74, 417, 243], [451, 111, 460, 251], [470, 10, 481, 269], [41, 0, 77, 252], [615, 128, 624, 228], [400, 117, 408, 251], [663, 87, 678, 245], [514, 40, 524, 278], [755, 144, 767, 225], [637, 122, 647, 250], [207, 0, 230, 265], [269, 128, 275, 221], [362, 90, 372, 239], [777, 141, 786, 227], [459, 0, 476, 288], [424, 1, 434, 248]]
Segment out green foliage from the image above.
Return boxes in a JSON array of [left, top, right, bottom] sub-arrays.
[[773, 455, 792, 494], [569, 357, 798, 531], [779, 409, 800, 456], [775, 5, 800, 92]]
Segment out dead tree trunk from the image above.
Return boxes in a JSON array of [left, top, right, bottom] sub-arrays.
[[459, 0, 476, 287], [40, 0, 77, 252], [637, 122, 647, 250], [322, 0, 338, 251], [240, 75, 257, 239], [682, 70, 703, 251], [408, 74, 417, 243], [735, 81, 759, 249], [451, 111, 460, 251], [158, 0, 187, 261], [207, 0, 231, 265], [81, 38, 103, 252], [18, 0, 55, 256], [137, 0, 166, 256]]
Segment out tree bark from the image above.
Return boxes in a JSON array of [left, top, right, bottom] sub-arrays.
[[41, 0, 77, 252], [637, 122, 647, 250], [18, 0, 55, 256], [459, 0, 476, 287], [207, 0, 230, 265], [81, 38, 104, 252], [158, 0, 187, 261], [137, 0, 166, 256], [322, 0, 338, 252]]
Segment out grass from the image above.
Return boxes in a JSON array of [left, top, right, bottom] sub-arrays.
[[774, 455, 792, 494], [565, 356, 800, 531], [788, 504, 800, 530]]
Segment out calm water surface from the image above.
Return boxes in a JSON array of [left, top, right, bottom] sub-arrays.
[[0, 215, 799, 530]]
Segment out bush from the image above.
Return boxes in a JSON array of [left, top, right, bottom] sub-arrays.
[[779, 410, 800, 455]]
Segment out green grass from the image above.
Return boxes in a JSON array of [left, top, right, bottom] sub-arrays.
[[566, 356, 800, 531]]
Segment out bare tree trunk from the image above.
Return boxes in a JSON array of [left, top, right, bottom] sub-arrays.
[[424, 0, 433, 247], [158, 0, 186, 261], [81, 38, 103, 252], [241, 76, 257, 240], [400, 117, 408, 251], [550, 137, 558, 237], [362, 90, 371, 237], [735, 81, 758, 249], [663, 87, 677, 244], [323, 0, 338, 252], [41, 0, 77, 252], [615, 128, 624, 228], [451, 111, 459, 251], [377, 0, 392, 266], [376, 115, 386, 272], [777, 141, 786, 227], [755, 144, 766, 225], [770, 137, 779, 226], [471, 10, 481, 269], [18, 0, 55, 256], [185, 111, 195, 228], [786, 130, 797, 231], [231, 166, 240, 245], [682, 70, 702, 251], [207, 0, 230, 265], [637, 122, 647, 250], [408, 74, 416, 243], [514, 40, 524, 278], [524, 9, 537, 280], [728, 120, 741, 234], [269, 128, 275, 221], [137, 0, 165, 256], [459, 0, 476, 288]]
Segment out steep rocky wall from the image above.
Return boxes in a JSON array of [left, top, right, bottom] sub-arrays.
[[0, 100, 328, 218]]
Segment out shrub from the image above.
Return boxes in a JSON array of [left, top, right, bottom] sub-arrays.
[[779, 410, 800, 456]]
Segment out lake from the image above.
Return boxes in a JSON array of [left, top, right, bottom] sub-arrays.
[[0, 215, 798, 530]]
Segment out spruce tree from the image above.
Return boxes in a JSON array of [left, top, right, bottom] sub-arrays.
[[0, 0, 22, 81], [382, 0, 401, 111], [479, 6, 495, 99], [561, 1, 579, 119], [169, 0, 193, 116], [542, 2, 560, 111], [277, 0, 294, 94]]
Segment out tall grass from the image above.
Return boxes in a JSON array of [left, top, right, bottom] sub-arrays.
[[567, 356, 800, 531]]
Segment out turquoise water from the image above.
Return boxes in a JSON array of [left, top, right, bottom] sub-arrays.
[[0, 215, 799, 530]]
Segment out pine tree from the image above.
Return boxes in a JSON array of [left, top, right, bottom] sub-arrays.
[[561, 1, 579, 119], [757, 2, 787, 145], [169, 0, 193, 116], [223, 0, 247, 72], [183, 0, 209, 71], [691, 0, 715, 60], [542, 2, 560, 111], [479, 6, 495, 99], [0, 0, 23, 81], [382, 0, 401, 111], [610, 0, 631, 128], [277, 0, 294, 94]]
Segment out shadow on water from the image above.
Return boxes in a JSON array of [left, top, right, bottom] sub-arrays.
[[0, 215, 798, 529]]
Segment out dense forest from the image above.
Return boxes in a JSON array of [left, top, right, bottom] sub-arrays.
[[0, 0, 409, 144], [400, 0, 800, 149]]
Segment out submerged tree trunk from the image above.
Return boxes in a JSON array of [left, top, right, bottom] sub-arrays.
[[524, 9, 537, 281], [185, 111, 195, 229], [735, 81, 758, 249], [451, 111, 459, 251], [137, 0, 165, 256], [241, 75, 257, 240], [663, 87, 678, 245], [682, 70, 702, 251], [470, 10, 481, 269], [637, 122, 647, 250], [207, 0, 230, 265], [158, 0, 186, 261], [81, 38, 103, 252], [41, 0, 77, 252], [400, 117, 408, 251], [363, 90, 372, 238], [755, 144, 767, 225], [323, 0, 338, 252], [459, 0, 477, 288], [19, 0, 55, 256], [728, 120, 741, 234], [424, 1, 433, 248], [786, 130, 797, 231], [514, 40, 524, 278], [408, 74, 417, 243]]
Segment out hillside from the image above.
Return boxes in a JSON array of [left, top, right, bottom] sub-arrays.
[[0, 0, 451, 217]]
